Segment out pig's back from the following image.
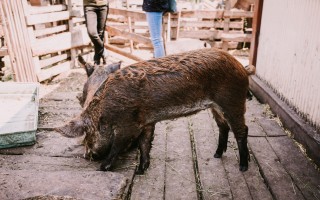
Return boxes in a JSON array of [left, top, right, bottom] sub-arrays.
[[103, 48, 249, 123]]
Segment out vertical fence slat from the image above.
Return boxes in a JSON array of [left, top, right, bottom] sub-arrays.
[[9, 0, 29, 81], [16, 0, 37, 81], [1, 0, 37, 82], [1, 0, 21, 81]]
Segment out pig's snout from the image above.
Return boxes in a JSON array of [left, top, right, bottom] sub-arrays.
[[84, 149, 103, 161]]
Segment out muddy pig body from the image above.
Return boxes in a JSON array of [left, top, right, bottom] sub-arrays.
[[57, 48, 255, 174]]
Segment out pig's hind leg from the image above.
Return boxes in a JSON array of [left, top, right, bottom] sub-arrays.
[[211, 108, 230, 159], [136, 124, 156, 175], [100, 124, 142, 171], [223, 105, 250, 171]]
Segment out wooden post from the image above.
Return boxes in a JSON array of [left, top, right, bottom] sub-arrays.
[[68, 0, 76, 68], [222, 0, 231, 51], [0, 0, 37, 81], [0, 0, 19, 81], [128, 17, 134, 53], [16, 0, 38, 81], [169, 12, 181, 40], [249, 0, 263, 66], [166, 13, 171, 42]]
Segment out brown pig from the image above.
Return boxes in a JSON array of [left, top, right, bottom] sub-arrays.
[[56, 48, 256, 174]]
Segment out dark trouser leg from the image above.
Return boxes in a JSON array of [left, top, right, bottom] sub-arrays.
[[84, 5, 108, 64]]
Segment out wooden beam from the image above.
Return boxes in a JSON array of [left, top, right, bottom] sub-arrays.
[[178, 30, 221, 40], [39, 53, 70, 68], [180, 10, 224, 18], [108, 22, 148, 30], [250, 0, 264, 66], [31, 27, 90, 56], [34, 24, 68, 37], [224, 10, 254, 18], [25, 11, 69, 25], [221, 33, 252, 42], [28, 4, 67, 15], [165, 20, 243, 29], [37, 60, 70, 82], [105, 44, 143, 61], [109, 8, 146, 21], [222, 0, 231, 51], [107, 25, 152, 45]]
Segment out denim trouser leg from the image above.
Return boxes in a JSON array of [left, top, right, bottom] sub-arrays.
[[146, 12, 165, 58], [84, 5, 108, 63]]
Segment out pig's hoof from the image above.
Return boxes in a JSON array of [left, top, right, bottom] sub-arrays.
[[135, 161, 149, 175], [100, 163, 111, 171], [135, 168, 145, 175], [239, 165, 248, 172], [214, 153, 222, 158]]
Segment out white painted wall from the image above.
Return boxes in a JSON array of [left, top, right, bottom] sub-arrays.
[[256, 0, 320, 128]]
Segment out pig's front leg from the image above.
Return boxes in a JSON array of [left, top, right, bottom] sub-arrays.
[[136, 124, 156, 175], [100, 124, 141, 171]]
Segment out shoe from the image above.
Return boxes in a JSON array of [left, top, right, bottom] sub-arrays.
[[94, 60, 100, 65], [93, 54, 101, 65], [102, 49, 108, 65]]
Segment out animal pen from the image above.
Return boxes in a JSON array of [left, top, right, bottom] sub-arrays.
[[0, 0, 319, 199], [0, 0, 253, 82]]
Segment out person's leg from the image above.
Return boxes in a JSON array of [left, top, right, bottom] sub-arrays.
[[146, 12, 165, 58], [84, 6, 104, 64], [97, 5, 109, 64]]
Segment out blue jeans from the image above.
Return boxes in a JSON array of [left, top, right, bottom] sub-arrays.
[[146, 12, 165, 58], [84, 5, 108, 63]]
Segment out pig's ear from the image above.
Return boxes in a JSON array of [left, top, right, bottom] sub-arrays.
[[78, 55, 95, 77], [55, 118, 86, 138], [92, 62, 121, 98], [105, 61, 121, 73], [93, 79, 108, 98]]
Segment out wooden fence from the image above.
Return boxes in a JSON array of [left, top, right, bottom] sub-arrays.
[[0, 0, 90, 82], [107, 4, 253, 56], [0, 0, 253, 82]]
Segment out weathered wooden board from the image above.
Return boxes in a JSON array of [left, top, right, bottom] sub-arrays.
[[0, 83, 39, 149], [190, 111, 232, 199], [107, 25, 152, 45], [28, 4, 67, 15], [166, 20, 244, 29], [0, 170, 128, 200], [37, 61, 71, 82], [165, 118, 198, 200], [267, 137, 320, 200], [130, 122, 167, 199], [221, 33, 252, 42], [247, 120, 305, 200], [25, 11, 69, 25], [31, 27, 90, 57]]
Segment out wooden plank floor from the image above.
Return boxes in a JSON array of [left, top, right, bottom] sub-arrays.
[[129, 98, 320, 200], [0, 52, 319, 200]]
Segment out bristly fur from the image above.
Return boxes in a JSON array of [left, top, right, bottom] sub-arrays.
[[59, 48, 255, 173]]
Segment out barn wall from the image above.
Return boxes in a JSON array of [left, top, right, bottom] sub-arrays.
[[256, 0, 320, 128]]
